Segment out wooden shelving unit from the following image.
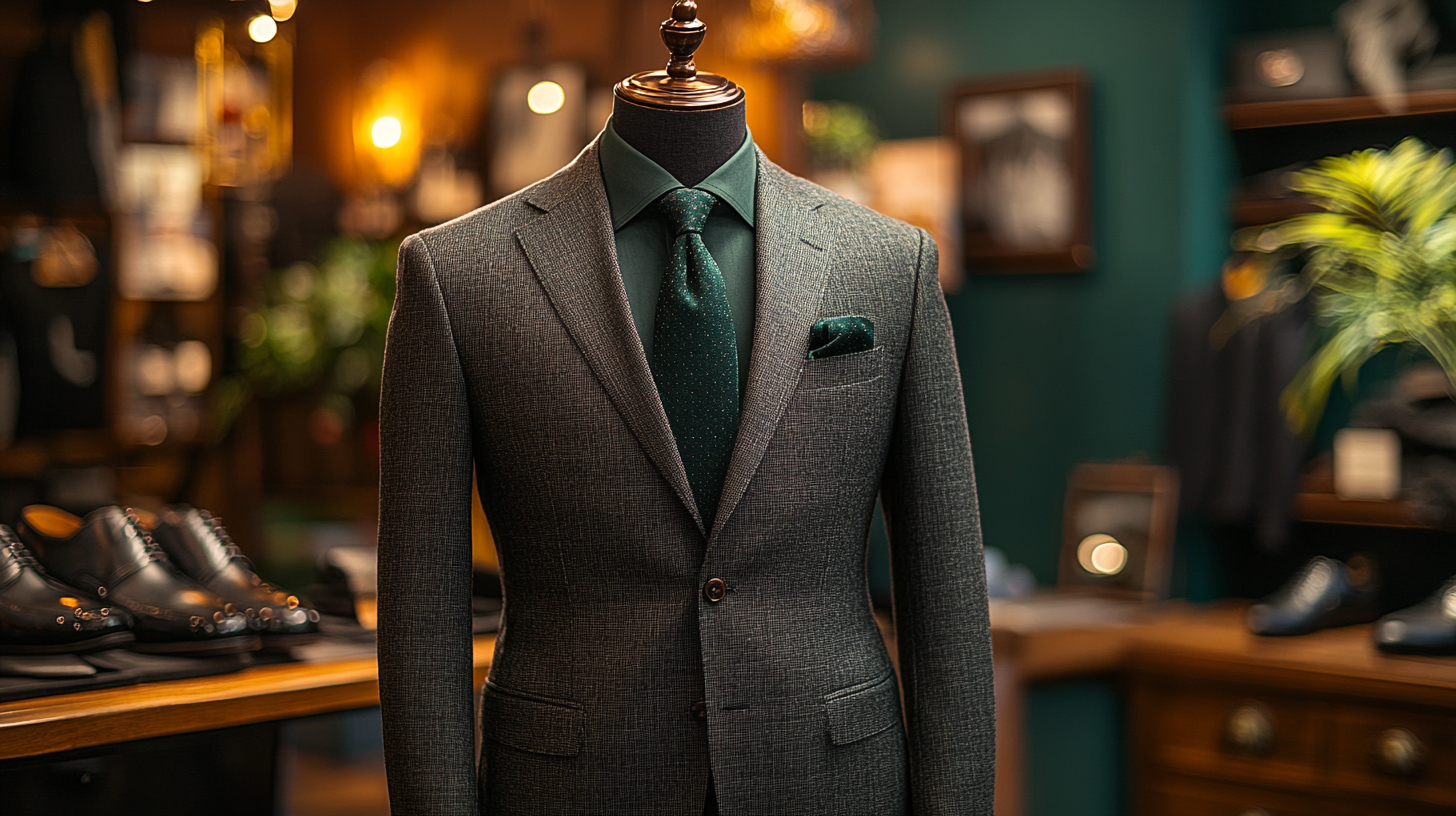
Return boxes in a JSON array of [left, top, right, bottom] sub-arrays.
[[1230, 195, 1321, 226], [1220, 90, 1456, 530], [1225, 88, 1456, 130], [1292, 461, 1434, 530]]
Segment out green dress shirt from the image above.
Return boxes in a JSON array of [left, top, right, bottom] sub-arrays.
[[598, 120, 757, 397]]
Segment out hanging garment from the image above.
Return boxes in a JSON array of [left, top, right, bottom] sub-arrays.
[[1166, 285, 1308, 551]]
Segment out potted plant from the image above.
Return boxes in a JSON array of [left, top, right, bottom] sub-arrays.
[[1239, 137, 1456, 433]]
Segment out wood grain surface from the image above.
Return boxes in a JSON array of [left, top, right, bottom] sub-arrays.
[[0, 635, 495, 761]]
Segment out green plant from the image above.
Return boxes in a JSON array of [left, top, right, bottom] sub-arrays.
[[216, 237, 399, 437], [802, 101, 878, 172], [1238, 138, 1456, 433]]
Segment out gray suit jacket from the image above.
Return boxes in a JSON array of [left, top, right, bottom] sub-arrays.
[[377, 137, 995, 816]]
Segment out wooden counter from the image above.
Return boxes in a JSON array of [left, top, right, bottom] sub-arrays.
[[0, 635, 495, 761], [1128, 605, 1456, 815]]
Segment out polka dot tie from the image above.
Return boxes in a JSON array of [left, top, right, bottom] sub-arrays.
[[652, 188, 740, 529]]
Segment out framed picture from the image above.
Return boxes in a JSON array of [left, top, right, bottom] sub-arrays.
[[947, 69, 1093, 274], [1057, 463, 1178, 601]]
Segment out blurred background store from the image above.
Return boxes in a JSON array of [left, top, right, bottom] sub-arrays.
[[5, 0, 1456, 814]]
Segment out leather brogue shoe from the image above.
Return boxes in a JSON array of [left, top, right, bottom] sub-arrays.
[[16, 506, 259, 655], [1373, 573, 1456, 655], [1247, 555, 1381, 637], [0, 524, 133, 654], [150, 506, 320, 651]]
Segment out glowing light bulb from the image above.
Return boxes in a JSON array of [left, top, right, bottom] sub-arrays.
[[371, 116, 402, 149], [1089, 540, 1127, 575], [248, 14, 278, 43], [527, 81, 565, 115], [269, 0, 298, 21], [1076, 533, 1129, 576]]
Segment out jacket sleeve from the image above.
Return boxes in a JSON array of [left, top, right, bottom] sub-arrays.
[[377, 233, 480, 814], [879, 228, 996, 815]]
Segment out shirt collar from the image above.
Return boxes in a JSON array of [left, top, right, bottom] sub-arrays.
[[598, 118, 757, 231]]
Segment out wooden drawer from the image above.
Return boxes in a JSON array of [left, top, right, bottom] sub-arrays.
[[1329, 703, 1456, 808], [1143, 774, 1333, 816], [1144, 773, 1452, 816], [1141, 680, 1329, 787]]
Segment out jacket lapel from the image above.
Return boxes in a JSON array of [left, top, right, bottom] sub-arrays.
[[514, 140, 705, 534], [709, 153, 835, 543]]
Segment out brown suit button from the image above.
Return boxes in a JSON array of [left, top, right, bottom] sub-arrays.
[[703, 578, 726, 602], [691, 701, 707, 720]]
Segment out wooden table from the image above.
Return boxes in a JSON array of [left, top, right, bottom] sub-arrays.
[[0, 635, 495, 762], [990, 594, 1163, 816]]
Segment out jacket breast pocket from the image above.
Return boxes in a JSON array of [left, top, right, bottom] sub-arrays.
[[825, 671, 902, 746], [797, 346, 884, 392], [479, 681, 585, 757]]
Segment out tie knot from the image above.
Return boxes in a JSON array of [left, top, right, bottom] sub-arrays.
[[657, 188, 717, 235]]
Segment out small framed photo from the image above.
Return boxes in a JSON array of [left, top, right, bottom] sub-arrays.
[[947, 69, 1093, 274], [1057, 463, 1178, 601]]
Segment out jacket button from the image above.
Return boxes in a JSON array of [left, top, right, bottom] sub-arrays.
[[703, 578, 726, 602], [691, 701, 707, 720]]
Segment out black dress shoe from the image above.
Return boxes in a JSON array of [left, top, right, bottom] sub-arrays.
[[150, 506, 320, 651], [0, 525, 134, 654], [16, 506, 259, 655], [1373, 574, 1456, 654], [1247, 555, 1381, 636]]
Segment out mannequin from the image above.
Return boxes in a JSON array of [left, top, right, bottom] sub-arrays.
[[610, 96, 745, 187], [608, 0, 746, 187], [375, 2, 995, 814]]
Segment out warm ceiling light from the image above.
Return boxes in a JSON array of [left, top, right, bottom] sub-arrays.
[[371, 116, 402, 148], [269, 0, 298, 21], [248, 14, 278, 43], [527, 80, 565, 115]]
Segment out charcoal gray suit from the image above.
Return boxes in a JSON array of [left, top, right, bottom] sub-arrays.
[[377, 136, 995, 815]]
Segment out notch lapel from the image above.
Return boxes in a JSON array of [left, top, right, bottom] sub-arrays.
[[514, 141, 705, 534], [709, 154, 835, 543]]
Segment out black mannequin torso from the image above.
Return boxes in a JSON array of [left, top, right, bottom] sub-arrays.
[[611, 96, 747, 188]]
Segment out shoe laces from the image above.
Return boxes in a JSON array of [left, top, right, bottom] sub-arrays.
[[198, 510, 248, 562], [197, 511, 270, 585], [1273, 557, 1339, 610], [0, 528, 41, 570], [123, 508, 171, 564]]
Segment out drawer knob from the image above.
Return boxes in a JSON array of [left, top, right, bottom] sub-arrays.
[[1223, 701, 1275, 756], [1371, 727, 1426, 777]]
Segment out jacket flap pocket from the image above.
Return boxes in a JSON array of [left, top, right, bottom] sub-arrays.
[[825, 672, 901, 746], [480, 682, 585, 757]]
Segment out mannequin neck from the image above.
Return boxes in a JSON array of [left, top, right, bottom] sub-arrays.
[[610, 97, 747, 188]]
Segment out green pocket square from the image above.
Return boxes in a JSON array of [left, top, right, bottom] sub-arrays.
[[807, 316, 875, 360]]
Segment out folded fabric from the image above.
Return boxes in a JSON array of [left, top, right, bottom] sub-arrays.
[[807, 315, 874, 360]]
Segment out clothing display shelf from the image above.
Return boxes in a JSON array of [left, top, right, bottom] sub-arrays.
[[1224, 89, 1456, 227], [1224, 89, 1456, 130]]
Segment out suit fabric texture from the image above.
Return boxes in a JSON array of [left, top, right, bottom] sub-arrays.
[[377, 135, 996, 815]]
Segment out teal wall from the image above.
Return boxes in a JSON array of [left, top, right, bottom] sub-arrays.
[[816, 0, 1232, 589], [812, 2, 1234, 814]]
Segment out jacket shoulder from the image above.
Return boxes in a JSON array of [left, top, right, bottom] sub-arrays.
[[761, 160, 926, 253], [404, 186, 537, 259]]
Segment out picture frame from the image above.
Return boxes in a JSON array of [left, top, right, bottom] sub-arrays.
[[1057, 463, 1178, 601], [947, 68, 1093, 274]]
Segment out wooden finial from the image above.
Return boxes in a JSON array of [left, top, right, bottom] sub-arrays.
[[615, 0, 744, 110], [662, 1, 706, 79]]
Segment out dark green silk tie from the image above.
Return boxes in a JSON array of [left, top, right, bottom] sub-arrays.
[[652, 188, 740, 530]]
